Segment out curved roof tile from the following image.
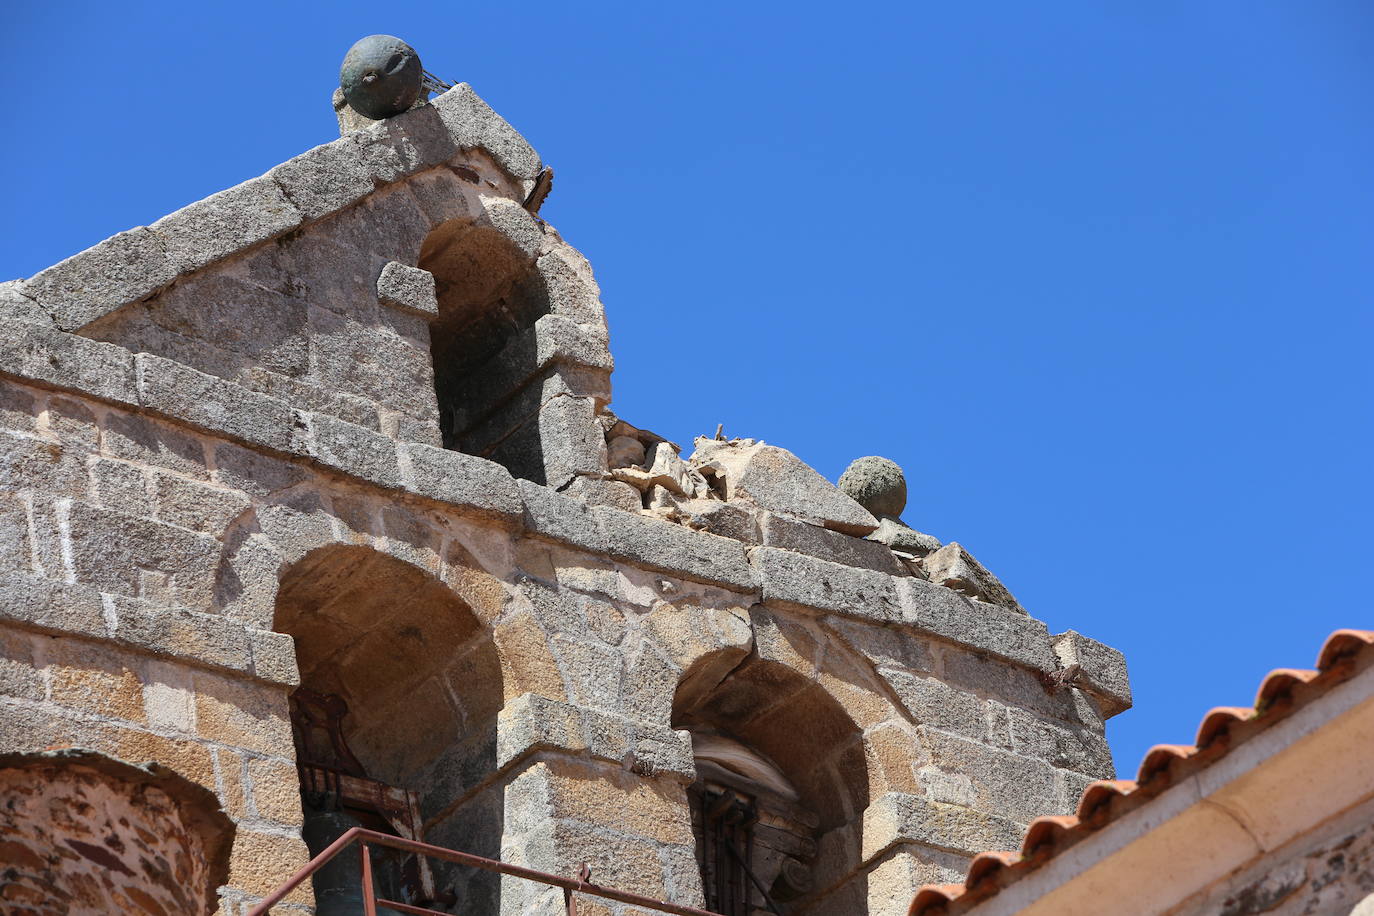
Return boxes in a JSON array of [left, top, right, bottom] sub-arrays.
[[908, 627, 1374, 916]]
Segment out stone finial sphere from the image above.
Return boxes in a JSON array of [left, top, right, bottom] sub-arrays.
[[838, 456, 907, 518], [340, 35, 423, 120]]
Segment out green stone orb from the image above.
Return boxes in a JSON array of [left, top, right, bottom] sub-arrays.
[[339, 35, 423, 120]]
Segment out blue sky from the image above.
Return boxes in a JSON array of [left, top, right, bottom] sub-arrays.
[[4, 2, 1371, 779]]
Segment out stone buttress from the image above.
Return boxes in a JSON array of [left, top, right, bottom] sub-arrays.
[[0, 83, 1130, 915]]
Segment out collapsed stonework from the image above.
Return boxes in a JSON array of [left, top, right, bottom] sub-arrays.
[[0, 80, 1129, 915]]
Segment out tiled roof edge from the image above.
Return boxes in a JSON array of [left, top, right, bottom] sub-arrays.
[[908, 627, 1374, 916]]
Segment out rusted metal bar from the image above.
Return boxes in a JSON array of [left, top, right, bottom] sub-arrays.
[[246, 827, 724, 916], [361, 840, 378, 916]]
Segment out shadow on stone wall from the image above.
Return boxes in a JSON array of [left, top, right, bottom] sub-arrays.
[[673, 651, 870, 914], [274, 544, 504, 911]]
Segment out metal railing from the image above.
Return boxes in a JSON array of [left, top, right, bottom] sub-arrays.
[[246, 826, 725, 916]]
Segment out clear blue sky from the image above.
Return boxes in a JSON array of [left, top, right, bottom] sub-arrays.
[[4, 2, 1371, 780]]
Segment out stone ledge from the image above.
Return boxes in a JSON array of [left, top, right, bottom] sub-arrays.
[[0, 319, 137, 404], [150, 176, 302, 276], [136, 354, 301, 455], [862, 792, 1027, 862], [0, 573, 295, 685], [496, 693, 694, 783], [432, 83, 543, 183], [902, 577, 1058, 672], [1052, 629, 1132, 717], [594, 506, 758, 593], [755, 546, 901, 623], [401, 443, 525, 524], [519, 479, 610, 554], [0, 323, 1126, 679], [760, 512, 905, 576], [376, 261, 438, 318]]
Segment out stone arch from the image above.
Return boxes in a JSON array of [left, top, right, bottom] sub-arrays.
[[413, 192, 610, 489], [418, 199, 548, 454], [273, 542, 505, 910], [0, 749, 235, 916], [672, 650, 871, 915]]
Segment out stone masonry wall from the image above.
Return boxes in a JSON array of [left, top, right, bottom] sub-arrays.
[[0, 364, 1125, 914], [0, 84, 1130, 916]]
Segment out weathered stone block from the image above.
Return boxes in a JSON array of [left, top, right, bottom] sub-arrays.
[[110, 600, 252, 673], [922, 541, 1024, 614], [350, 103, 459, 184], [760, 512, 904, 574], [825, 617, 935, 674], [376, 261, 438, 317], [863, 792, 1026, 861], [153, 473, 251, 535], [45, 639, 149, 724], [0, 280, 49, 325], [0, 320, 137, 404], [881, 669, 986, 741], [754, 546, 900, 621], [1002, 703, 1115, 779], [553, 635, 625, 711], [0, 629, 44, 700], [557, 475, 642, 513], [594, 506, 757, 592], [140, 273, 309, 377], [432, 84, 543, 182], [306, 302, 437, 415], [245, 756, 304, 825], [496, 693, 584, 769], [241, 366, 380, 431], [518, 478, 609, 553], [477, 196, 544, 261], [192, 670, 292, 756], [103, 409, 208, 479], [66, 501, 221, 607], [90, 458, 152, 517], [401, 443, 523, 522], [536, 395, 607, 490], [0, 430, 87, 498], [212, 441, 307, 499], [900, 577, 1057, 671], [0, 378, 41, 435], [919, 727, 1061, 826], [135, 354, 299, 454], [0, 494, 31, 579], [534, 248, 607, 334], [269, 137, 373, 222], [406, 167, 475, 226], [22, 228, 177, 331], [0, 573, 108, 638], [301, 412, 401, 488], [150, 175, 301, 273], [1052, 629, 1133, 717]]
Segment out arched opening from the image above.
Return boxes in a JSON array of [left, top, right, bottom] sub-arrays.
[[672, 654, 870, 915], [418, 217, 552, 472], [275, 545, 504, 912], [0, 749, 234, 916]]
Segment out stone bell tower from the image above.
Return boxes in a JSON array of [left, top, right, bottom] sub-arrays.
[[0, 36, 1128, 916]]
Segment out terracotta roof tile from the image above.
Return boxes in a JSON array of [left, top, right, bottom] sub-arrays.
[[907, 628, 1374, 916]]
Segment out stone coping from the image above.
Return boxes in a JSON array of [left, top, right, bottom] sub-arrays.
[[0, 319, 1126, 694], [3, 84, 541, 333]]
